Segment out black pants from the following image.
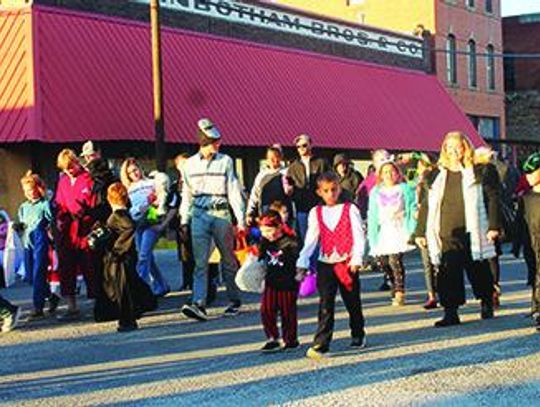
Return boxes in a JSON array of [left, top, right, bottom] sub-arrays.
[[376, 255, 405, 293], [313, 262, 365, 351], [438, 237, 494, 308]]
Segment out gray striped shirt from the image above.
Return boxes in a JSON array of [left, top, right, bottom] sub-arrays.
[[180, 152, 245, 227]]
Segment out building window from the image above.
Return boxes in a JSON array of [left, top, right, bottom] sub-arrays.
[[446, 34, 457, 84], [468, 40, 477, 88], [486, 44, 495, 90], [485, 0, 493, 13], [466, 0, 475, 9], [478, 117, 500, 140]]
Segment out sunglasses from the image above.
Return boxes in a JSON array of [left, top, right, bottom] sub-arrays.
[[296, 143, 309, 149]]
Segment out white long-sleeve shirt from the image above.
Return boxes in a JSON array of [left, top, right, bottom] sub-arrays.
[[296, 203, 365, 269], [180, 152, 245, 228]]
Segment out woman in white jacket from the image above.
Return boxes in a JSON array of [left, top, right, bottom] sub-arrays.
[[415, 132, 502, 327]]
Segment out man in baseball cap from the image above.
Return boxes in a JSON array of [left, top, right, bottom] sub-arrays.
[[179, 118, 246, 321], [80, 141, 102, 165], [521, 151, 540, 332]]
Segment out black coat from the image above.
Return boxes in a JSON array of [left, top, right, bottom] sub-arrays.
[[94, 209, 156, 323], [415, 164, 502, 238], [286, 157, 330, 212]]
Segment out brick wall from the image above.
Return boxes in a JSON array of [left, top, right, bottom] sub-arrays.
[[434, 0, 505, 138]]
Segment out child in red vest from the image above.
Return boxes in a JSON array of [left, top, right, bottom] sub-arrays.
[[258, 210, 300, 352], [297, 172, 366, 360]]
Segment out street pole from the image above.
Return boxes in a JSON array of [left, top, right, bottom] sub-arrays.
[[150, 0, 166, 171]]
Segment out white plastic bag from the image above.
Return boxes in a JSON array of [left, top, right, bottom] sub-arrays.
[[235, 252, 266, 293], [3, 222, 25, 287]]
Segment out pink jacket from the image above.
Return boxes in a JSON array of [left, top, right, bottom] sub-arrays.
[[54, 171, 97, 244]]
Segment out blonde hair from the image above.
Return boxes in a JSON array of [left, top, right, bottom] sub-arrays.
[[120, 157, 143, 188], [20, 171, 47, 199], [56, 149, 79, 171], [107, 182, 129, 206], [438, 131, 475, 169]]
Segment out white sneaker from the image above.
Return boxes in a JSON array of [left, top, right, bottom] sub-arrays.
[[1, 307, 22, 333]]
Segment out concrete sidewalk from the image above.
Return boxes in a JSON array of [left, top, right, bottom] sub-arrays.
[[0, 251, 538, 406]]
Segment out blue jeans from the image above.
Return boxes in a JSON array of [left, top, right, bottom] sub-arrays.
[[24, 229, 50, 311], [135, 226, 170, 295], [191, 209, 240, 307]]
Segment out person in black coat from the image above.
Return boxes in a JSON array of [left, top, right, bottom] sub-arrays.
[[286, 134, 330, 242], [94, 182, 156, 332], [333, 153, 363, 203]]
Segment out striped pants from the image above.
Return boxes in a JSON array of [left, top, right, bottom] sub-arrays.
[[260, 285, 298, 345]]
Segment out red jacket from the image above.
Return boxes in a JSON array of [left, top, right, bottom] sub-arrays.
[[54, 171, 97, 246]]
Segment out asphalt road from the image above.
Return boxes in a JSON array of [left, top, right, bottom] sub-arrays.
[[0, 250, 539, 406]]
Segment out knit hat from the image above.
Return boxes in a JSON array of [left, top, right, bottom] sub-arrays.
[[197, 118, 221, 146], [333, 153, 349, 169], [523, 152, 540, 174]]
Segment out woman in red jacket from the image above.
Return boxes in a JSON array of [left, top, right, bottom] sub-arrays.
[[54, 149, 98, 321]]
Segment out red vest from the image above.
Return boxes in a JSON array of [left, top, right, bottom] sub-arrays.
[[317, 202, 353, 261]]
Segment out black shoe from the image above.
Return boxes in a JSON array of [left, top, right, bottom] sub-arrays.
[[379, 282, 391, 292], [481, 300, 494, 320], [117, 322, 138, 333], [181, 303, 208, 321], [27, 309, 46, 322], [282, 341, 300, 351], [350, 336, 367, 349], [434, 308, 460, 328], [48, 294, 61, 314], [261, 340, 281, 353], [533, 313, 540, 331], [224, 300, 241, 317]]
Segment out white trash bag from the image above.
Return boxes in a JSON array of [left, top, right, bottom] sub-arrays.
[[235, 252, 266, 293], [3, 222, 25, 287]]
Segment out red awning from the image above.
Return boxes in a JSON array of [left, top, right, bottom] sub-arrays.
[[1, 6, 482, 150]]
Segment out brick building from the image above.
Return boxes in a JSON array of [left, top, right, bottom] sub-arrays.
[[0, 0, 480, 214], [503, 13, 540, 144], [270, 0, 506, 141]]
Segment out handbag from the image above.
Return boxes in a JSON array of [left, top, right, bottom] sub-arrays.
[[87, 226, 113, 251], [298, 272, 317, 297], [235, 252, 266, 293]]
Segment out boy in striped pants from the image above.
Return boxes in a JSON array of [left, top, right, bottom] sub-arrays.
[[258, 210, 300, 352]]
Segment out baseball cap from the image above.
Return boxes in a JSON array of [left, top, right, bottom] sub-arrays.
[[80, 140, 97, 157], [197, 118, 221, 143], [523, 152, 540, 174]]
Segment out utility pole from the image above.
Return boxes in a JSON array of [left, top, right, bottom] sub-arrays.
[[150, 0, 166, 171]]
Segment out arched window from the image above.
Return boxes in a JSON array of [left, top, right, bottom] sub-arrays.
[[446, 34, 457, 84], [468, 39, 477, 88], [486, 44, 495, 90]]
